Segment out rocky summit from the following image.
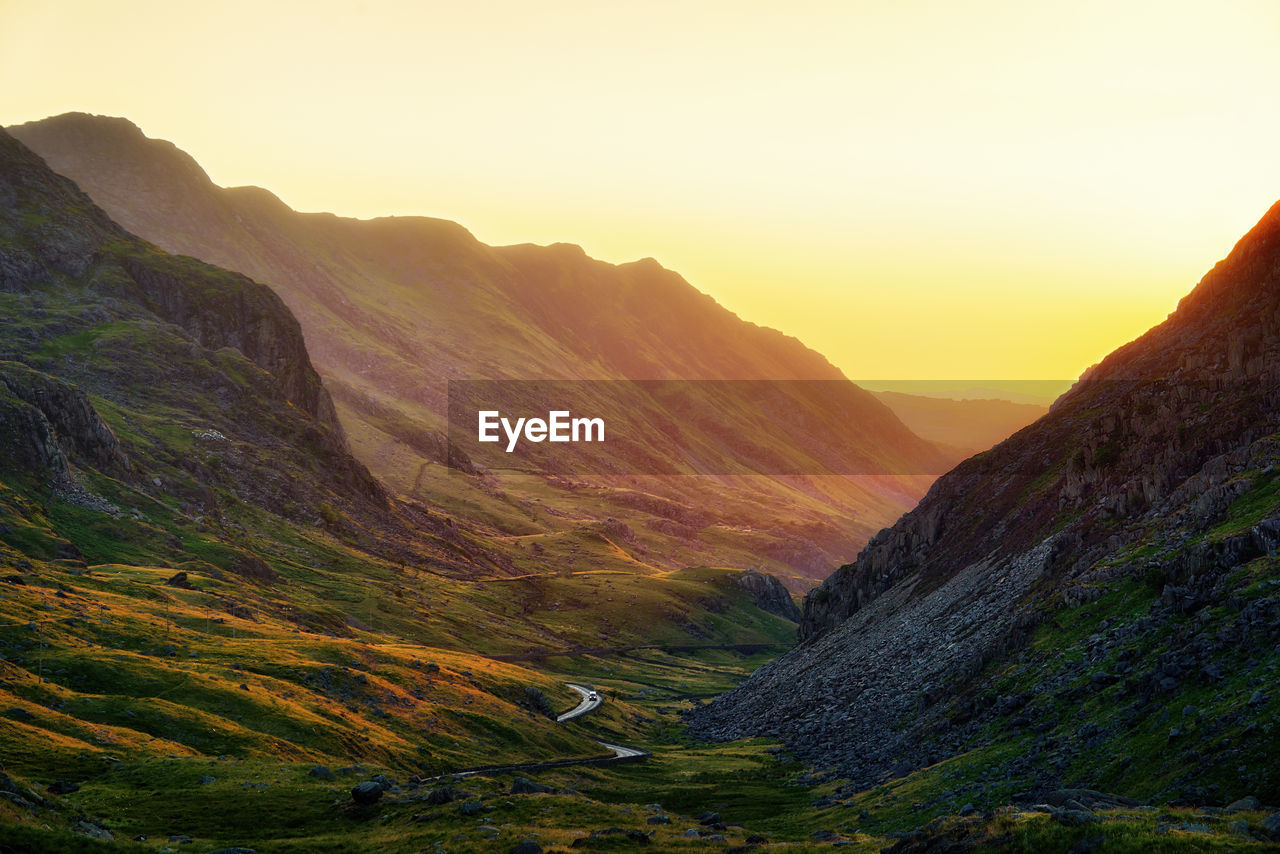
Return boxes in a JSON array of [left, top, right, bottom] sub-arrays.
[[688, 201, 1280, 806]]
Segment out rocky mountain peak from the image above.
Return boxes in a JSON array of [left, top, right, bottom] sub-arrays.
[[13, 112, 216, 192]]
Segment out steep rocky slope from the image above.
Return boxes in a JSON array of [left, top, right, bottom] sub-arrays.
[[689, 201, 1280, 809], [8, 113, 961, 587], [0, 127, 391, 529]]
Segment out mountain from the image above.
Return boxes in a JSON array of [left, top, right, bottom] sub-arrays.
[[0, 121, 797, 744], [688, 201, 1280, 810], [0, 128, 821, 847], [9, 113, 963, 588], [11, 114, 850, 387], [3, 123, 1274, 851], [0, 121, 610, 775]]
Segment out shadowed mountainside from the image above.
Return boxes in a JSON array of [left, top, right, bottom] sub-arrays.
[[0, 126, 389, 534], [689, 200, 1280, 812]]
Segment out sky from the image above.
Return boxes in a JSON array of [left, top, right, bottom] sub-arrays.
[[4, 0, 1280, 381]]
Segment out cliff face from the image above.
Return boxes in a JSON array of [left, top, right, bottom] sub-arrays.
[[0, 128, 342, 440], [0, 362, 126, 480], [0, 128, 386, 523], [114, 252, 341, 433], [732, 568, 802, 622], [688, 201, 1280, 805]]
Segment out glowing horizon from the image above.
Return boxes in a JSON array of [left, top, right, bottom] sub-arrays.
[[4, 0, 1279, 380]]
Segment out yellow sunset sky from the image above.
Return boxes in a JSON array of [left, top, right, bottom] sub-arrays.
[[4, 0, 1279, 380]]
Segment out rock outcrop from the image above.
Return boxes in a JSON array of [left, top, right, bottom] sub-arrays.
[[732, 569, 801, 621], [0, 127, 388, 521], [0, 361, 126, 480]]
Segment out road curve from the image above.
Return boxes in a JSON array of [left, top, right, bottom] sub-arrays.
[[556, 684, 648, 760], [555, 684, 649, 760], [557, 683, 602, 722], [424, 682, 648, 782], [596, 741, 646, 759]]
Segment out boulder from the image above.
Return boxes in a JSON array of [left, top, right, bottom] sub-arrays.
[[73, 821, 113, 841], [351, 781, 383, 805], [425, 786, 457, 805], [166, 572, 194, 589], [1052, 808, 1098, 827], [1226, 796, 1260, 812], [511, 776, 553, 795]]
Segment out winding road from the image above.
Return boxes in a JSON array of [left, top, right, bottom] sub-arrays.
[[556, 682, 603, 722], [556, 684, 648, 759], [557, 683, 647, 760], [428, 682, 648, 781], [596, 741, 647, 759]]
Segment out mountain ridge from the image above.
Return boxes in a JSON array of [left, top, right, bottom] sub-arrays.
[[11, 111, 962, 587], [9, 112, 851, 385]]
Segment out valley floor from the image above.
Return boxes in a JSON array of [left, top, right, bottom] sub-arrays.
[[2, 644, 1277, 853]]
